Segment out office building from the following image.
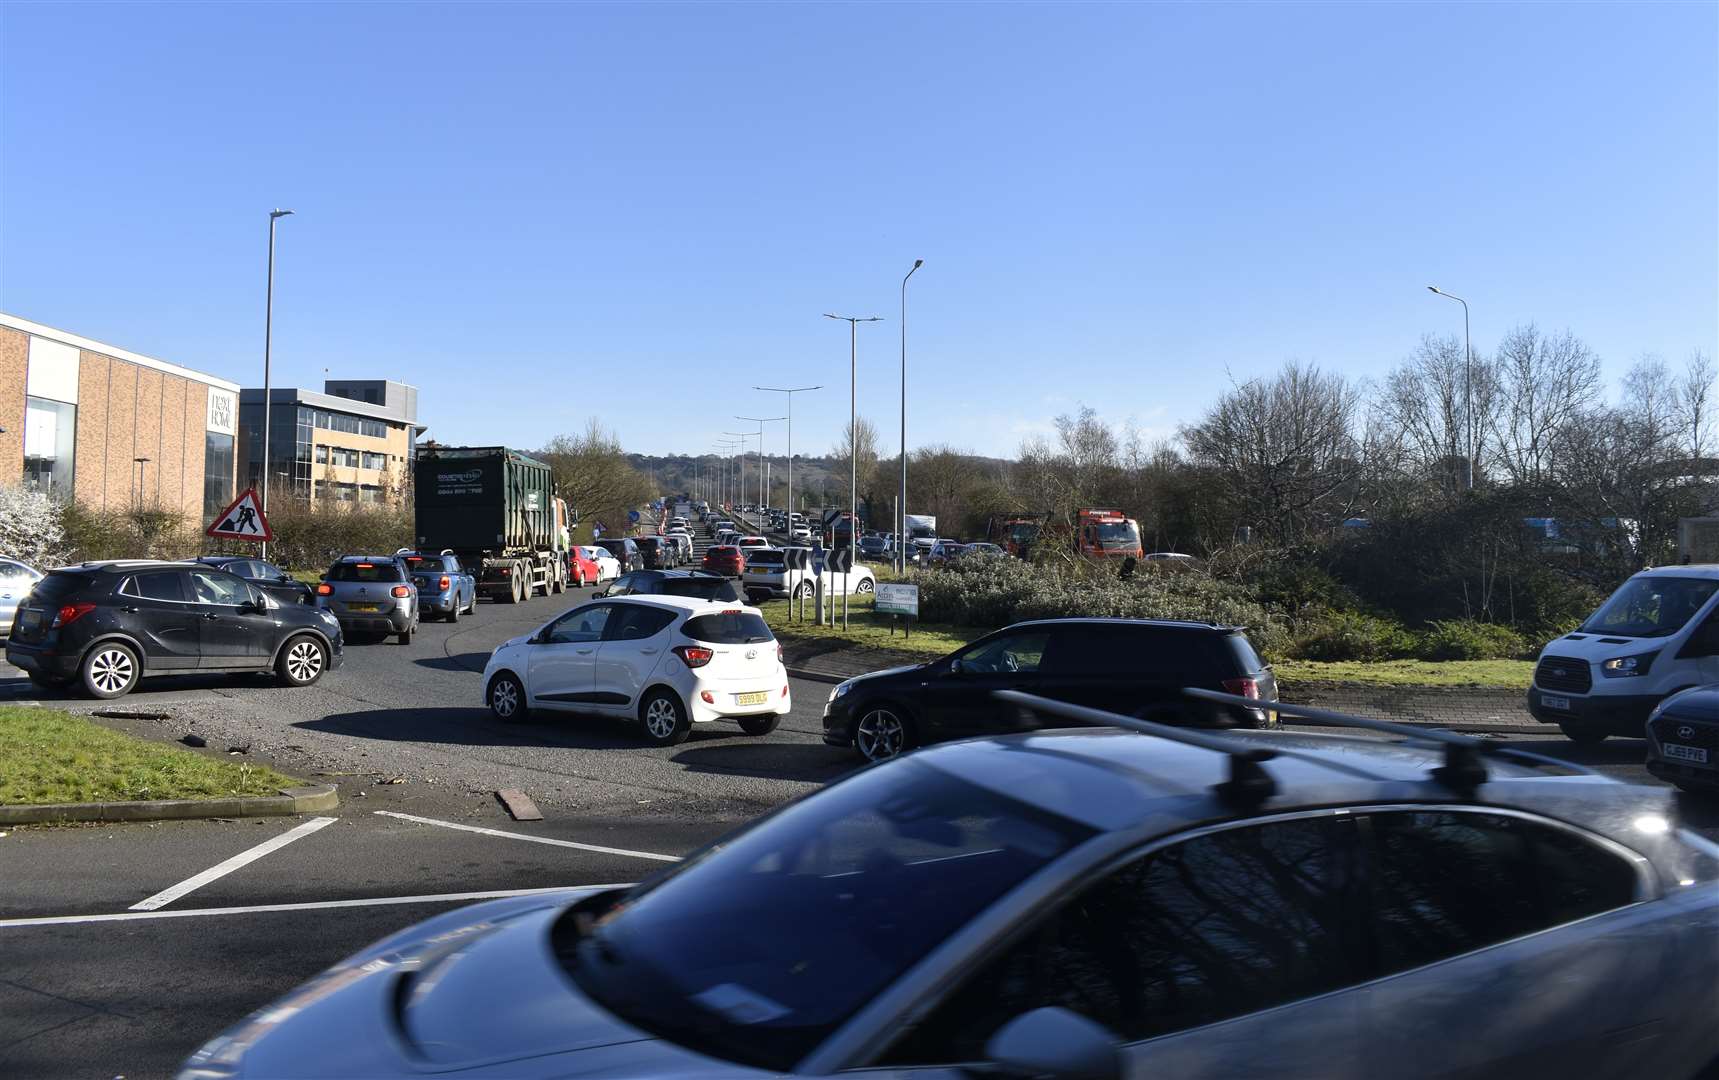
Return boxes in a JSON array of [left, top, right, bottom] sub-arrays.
[[238, 379, 421, 506]]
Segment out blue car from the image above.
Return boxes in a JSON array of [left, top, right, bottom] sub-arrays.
[[401, 550, 476, 622]]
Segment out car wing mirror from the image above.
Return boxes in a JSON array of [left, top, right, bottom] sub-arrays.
[[984, 1007, 1121, 1080], [950, 658, 967, 675]]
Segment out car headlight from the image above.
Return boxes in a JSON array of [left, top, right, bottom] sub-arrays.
[[1601, 651, 1659, 678], [831, 682, 853, 701]]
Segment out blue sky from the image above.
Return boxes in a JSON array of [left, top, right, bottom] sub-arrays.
[[3, 2, 1714, 459]]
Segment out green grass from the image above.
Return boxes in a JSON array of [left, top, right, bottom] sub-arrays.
[[759, 594, 981, 658], [290, 569, 323, 586], [0, 707, 300, 806], [1273, 658, 1534, 689]]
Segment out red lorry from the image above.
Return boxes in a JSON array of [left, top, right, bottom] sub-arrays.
[[1074, 508, 1142, 560]]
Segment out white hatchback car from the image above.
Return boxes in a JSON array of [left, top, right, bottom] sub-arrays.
[[482, 595, 791, 746]]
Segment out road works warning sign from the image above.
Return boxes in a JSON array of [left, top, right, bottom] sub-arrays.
[[206, 488, 274, 542]]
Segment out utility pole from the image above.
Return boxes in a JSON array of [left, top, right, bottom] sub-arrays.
[[260, 208, 294, 559], [899, 259, 923, 573], [825, 313, 882, 628]]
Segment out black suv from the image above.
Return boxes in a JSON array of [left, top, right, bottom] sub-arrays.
[[5, 561, 344, 699], [597, 538, 642, 574], [822, 617, 1279, 762], [193, 555, 314, 606], [633, 536, 674, 570], [597, 569, 742, 603]]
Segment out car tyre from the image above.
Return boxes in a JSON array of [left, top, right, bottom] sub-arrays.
[[794, 582, 814, 600], [277, 634, 329, 687], [81, 642, 140, 700], [739, 714, 780, 737], [855, 578, 874, 594], [446, 601, 460, 624], [855, 703, 914, 762], [1558, 720, 1608, 744], [639, 689, 691, 747], [488, 672, 528, 723], [397, 621, 416, 646]]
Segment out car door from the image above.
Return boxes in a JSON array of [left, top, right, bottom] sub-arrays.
[[189, 569, 273, 668], [914, 628, 1059, 740], [867, 813, 1369, 1080], [525, 603, 615, 708], [1034, 624, 1191, 719], [1352, 808, 1667, 1080], [117, 570, 203, 670], [591, 603, 678, 711]]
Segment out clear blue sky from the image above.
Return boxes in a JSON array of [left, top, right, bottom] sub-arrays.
[[3, 2, 1714, 459]]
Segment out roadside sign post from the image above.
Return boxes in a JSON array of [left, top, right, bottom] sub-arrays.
[[829, 545, 854, 630], [874, 582, 918, 639], [206, 488, 274, 545]]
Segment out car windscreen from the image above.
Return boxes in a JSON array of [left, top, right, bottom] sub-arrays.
[[557, 759, 1090, 1072], [682, 611, 771, 643], [1094, 521, 1138, 546], [328, 562, 404, 583], [1580, 576, 1719, 638], [660, 579, 742, 602]]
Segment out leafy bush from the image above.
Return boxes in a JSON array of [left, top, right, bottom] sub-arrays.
[[1244, 556, 1359, 616], [62, 502, 200, 562], [1416, 620, 1530, 661], [248, 501, 414, 572], [1292, 611, 1418, 662], [0, 485, 68, 567]]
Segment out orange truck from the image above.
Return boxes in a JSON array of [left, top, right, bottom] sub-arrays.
[[987, 512, 1048, 557], [1074, 508, 1142, 560]]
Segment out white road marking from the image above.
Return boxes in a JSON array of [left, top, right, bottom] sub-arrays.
[[0, 884, 631, 929], [373, 810, 681, 862], [128, 816, 337, 911]]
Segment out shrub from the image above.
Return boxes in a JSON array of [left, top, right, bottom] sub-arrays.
[[1416, 619, 1530, 661], [0, 485, 69, 567], [1292, 611, 1418, 662], [245, 501, 414, 572], [61, 502, 200, 562]]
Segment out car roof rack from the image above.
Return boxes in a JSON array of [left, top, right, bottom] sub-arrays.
[[1184, 687, 1493, 794], [993, 690, 1279, 807]]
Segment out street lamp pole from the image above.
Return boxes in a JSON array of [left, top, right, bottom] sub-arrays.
[[825, 313, 882, 629], [899, 259, 922, 573], [722, 432, 756, 511], [261, 208, 294, 559], [1426, 285, 1474, 490], [134, 457, 151, 510], [755, 385, 821, 530], [737, 416, 787, 511]]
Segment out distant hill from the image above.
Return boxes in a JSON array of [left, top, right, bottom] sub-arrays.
[[628, 453, 848, 506]]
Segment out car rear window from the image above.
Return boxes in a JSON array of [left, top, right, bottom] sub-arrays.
[[329, 561, 405, 583], [683, 611, 773, 644], [29, 572, 93, 605], [660, 579, 742, 602], [1221, 631, 1266, 673], [746, 550, 785, 567], [707, 546, 739, 556], [404, 555, 453, 572]]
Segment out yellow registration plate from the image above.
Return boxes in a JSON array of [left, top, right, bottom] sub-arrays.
[[735, 691, 769, 706], [348, 603, 380, 613]]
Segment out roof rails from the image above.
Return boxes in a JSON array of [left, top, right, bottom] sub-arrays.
[[1184, 688, 1491, 794], [993, 691, 1278, 807]]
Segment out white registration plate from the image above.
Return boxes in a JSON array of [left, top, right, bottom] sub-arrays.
[[735, 691, 769, 706], [1663, 744, 1710, 765], [1540, 694, 1571, 711]]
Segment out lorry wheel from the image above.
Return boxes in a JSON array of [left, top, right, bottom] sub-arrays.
[[504, 579, 521, 604], [551, 571, 564, 595]]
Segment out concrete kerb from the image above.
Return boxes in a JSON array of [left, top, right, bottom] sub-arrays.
[[0, 783, 339, 826]]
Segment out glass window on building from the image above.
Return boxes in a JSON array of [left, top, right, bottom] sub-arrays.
[[361, 451, 387, 471], [203, 431, 235, 519], [22, 396, 76, 495], [359, 484, 384, 504], [315, 444, 328, 464]]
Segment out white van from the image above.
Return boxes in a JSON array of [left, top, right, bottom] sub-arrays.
[[1529, 565, 1719, 741]]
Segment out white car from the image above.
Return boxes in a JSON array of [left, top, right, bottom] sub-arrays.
[[579, 545, 621, 583], [735, 535, 771, 552], [482, 595, 791, 746], [743, 553, 876, 601], [665, 530, 694, 561], [789, 524, 812, 541]]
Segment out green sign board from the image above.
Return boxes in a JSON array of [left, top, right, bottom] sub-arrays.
[[874, 583, 919, 617]]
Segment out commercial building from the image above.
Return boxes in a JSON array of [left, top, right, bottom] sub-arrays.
[[0, 313, 239, 521], [237, 379, 421, 506]]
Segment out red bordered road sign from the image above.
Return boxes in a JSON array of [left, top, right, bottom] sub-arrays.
[[206, 488, 274, 542]]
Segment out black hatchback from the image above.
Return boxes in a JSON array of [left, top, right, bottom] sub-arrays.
[[822, 617, 1279, 762], [597, 569, 742, 603], [5, 561, 345, 699], [597, 538, 641, 574], [194, 555, 315, 606]]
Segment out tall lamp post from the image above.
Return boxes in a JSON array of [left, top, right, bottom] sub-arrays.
[[260, 208, 294, 558], [722, 432, 758, 512], [1426, 285, 1474, 490], [736, 416, 786, 511], [133, 457, 151, 510], [899, 259, 923, 572], [825, 313, 882, 629], [755, 384, 820, 526]]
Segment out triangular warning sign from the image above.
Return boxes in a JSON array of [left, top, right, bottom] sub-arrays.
[[206, 488, 274, 542]]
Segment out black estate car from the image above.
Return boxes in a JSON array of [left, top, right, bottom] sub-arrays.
[[5, 561, 344, 699], [194, 555, 315, 606], [596, 538, 642, 574], [597, 569, 742, 602], [822, 617, 1279, 762]]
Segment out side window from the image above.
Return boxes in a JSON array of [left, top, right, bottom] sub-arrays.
[[882, 815, 1362, 1065], [545, 605, 613, 644], [606, 605, 677, 642], [608, 574, 636, 597], [128, 571, 187, 603], [192, 570, 254, 606], [956, 631, 1051, 675], [1363, 811, 1640, 978]]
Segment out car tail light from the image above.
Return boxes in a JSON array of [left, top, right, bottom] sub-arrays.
[[53, 602, 96, 628], [316, 583, 333, 596], [777, 641, 784, 664], [438, 575, 451, 591], [700, 690, 715, 704], [500, 567, 511, 576], [391, 585, 412, 598], [674, 645, 714, 668], [1223, 677, 1261, 699], [781, 684, 789, 698]]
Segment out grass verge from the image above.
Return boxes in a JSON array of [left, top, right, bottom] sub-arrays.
[[757, 594, 978, 658], [1273, 658, 1534, 689], [0, 706, 299, 806]]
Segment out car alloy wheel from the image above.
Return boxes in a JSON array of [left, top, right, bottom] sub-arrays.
[[640, 690, 690, 746], [856, 707, 908, 762], [855, 578, 874, 594], [84, 644, 138, 699], [489, 674, 525, 721], [283, 637, 326, 684]]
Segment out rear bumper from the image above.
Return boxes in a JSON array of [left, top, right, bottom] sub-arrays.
[[688, 686, 792, 724], [326, 608, 416, 632], [421, 593, 460, 613], [5, 640, 78, 679], [1527, 687, 1659, 734]]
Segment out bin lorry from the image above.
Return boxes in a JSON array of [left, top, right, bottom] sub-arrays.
[[413, 446, 571, 604]]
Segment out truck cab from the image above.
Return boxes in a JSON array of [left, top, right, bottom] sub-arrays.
[[1075, 508, 1142, 559]]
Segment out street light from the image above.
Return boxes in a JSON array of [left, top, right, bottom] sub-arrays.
[[736, 415, 786, 511], [899, 259, 923, 572], [713, 442, 738, 508], [261, 208, 294, 558], [722, 432, 758, 510], [1426, 285, 1474, 490], [825, 313, 882, 629], [133, 457, 151, 509], [755, 385, 820, 522]]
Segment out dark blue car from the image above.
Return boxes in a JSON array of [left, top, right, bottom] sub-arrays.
[[401, 551, 477, 622]]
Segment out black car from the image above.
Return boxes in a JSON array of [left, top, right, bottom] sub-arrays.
[[822, 617, 1279, 762], [4, 560, 344, 699], [634, 536, 674, 570], [194, 555, 315, 606], [1645, 684, 1719, 794], [597, 569, 742, 603], [597, 538, 642, 574]]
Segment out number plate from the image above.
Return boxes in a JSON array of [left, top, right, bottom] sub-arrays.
[[735, 691, 769, 706], [18, 609, 42, 633], [1663, 743, 1710, 765], [347, 603, 381, 613], [1540, 694, 1571, 711]]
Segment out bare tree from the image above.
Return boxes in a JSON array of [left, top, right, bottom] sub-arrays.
[[1489, 324, 1601, 487], [540, 420, 653, 538], [1379, 334, 1502, 486], [1678, 349, 1715, 461]]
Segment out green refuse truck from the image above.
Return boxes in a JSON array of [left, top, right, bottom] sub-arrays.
[[413, 446, 573, 603]]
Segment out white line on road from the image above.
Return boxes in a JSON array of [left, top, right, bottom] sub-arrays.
[[128, 816, 338, 911], [373, 810, 681, 862], [0, 884, 632, 929]]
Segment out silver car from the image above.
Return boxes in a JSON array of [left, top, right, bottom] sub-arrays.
[[179, 696, 1719, 1080], [315, 555, 420, 645], [0, 557, 44, 639]]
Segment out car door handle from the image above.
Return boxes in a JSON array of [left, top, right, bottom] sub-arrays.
[[640, 647, 659, 654], [576, 648, 594, 654], [202, 612, 219, 620], [117, 605, 137, 613]]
